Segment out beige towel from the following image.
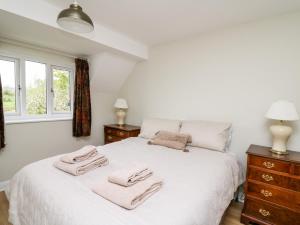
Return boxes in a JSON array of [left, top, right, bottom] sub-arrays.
[[148, 130, 191, 151], [60, 145, 98, 164], [54, 154, 108, 176], [155, 130, 191, 142], [108, 164, 153, 187], [93, 176, 163, 209]]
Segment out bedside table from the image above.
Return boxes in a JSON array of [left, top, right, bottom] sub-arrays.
[[104, 124, 140, 144], [241, 145, 300, 225]]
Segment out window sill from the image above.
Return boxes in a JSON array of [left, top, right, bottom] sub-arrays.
[[5, 117, 73, 125]]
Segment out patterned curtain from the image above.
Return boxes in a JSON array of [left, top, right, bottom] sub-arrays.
[[72, 59, 91, 137], [0, 76, 5, 149]]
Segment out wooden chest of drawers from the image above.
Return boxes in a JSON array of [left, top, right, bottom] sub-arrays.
[[104, 124, 140, 144], [241, 145, 300, 225]]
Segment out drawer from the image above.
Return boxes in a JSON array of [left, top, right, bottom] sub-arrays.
[[244, 198, 300, 225], [249, 155, 290, 173], [247, 181, 300, 211], [105, 128, 129, 138], [115, 130, 128, 138], [248, 167, 300, 192], [295, 164, 300, 176], [105, 135, 123, 143]]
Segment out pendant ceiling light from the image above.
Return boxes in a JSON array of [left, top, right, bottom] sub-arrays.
[[57, 1, 94, 33]]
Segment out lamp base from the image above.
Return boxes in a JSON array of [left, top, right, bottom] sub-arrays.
[[269, 149, 289, 155], [269, 124, 292, 155], [116, 109, 126, 126]]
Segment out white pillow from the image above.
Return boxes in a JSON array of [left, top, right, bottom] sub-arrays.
[[180, 120, 232, 152], [139, 118, 181, 139]]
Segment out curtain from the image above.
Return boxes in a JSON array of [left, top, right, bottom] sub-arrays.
[[72, 58, 92, 137], [0, 76, 5, 149]]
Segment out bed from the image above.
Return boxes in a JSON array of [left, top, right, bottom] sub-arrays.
[[6, 137, 242, 225]]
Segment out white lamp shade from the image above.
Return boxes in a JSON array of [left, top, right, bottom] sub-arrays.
[[57, 18, 94, 33], [265, 100, 299, 121], [114, 98, 128, 109]]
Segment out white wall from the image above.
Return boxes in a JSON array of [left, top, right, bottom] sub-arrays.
[[119, 12, 300, 165], [0, 43, 116, 181]]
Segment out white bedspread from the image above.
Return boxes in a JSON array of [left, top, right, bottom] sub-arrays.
[[6, 137, 242, 225]]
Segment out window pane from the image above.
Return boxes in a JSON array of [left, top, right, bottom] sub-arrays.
[[25, 61, 46, 115], [52, 68, 71, 112], [0, 59, 16, 113]]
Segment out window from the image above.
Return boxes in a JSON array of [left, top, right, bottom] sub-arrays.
[[25, 61, 47, 115], [0, 57, 19, 114], [0, 55, 73, 123], [52, 67, 72, 113]]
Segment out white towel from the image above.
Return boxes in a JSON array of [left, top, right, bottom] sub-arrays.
[[93, 176, 163, 209], [60, 145, 97, 164], [54, 154, 108, 176], [108, 163, 153, 187]]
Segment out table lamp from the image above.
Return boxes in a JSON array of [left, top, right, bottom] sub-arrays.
[[114, 98, 128, 126], [265, 100, 299, 154]]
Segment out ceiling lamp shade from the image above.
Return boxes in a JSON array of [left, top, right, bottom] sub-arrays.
[[57, 1, 94, 33]]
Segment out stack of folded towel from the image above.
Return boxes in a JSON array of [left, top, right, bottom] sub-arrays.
[[92, 163, 163, 209], [54, 145, 108, 176]]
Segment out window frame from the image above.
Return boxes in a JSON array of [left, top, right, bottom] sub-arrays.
[[0, 55, 20, 116], [0, 54, 74, 123], [24, 59, 48, 117], [50, 65, 74, 116]]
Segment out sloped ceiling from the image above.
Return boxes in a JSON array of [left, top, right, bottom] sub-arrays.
[[89, 52, 137, 93], [0, 10, 105, 58]]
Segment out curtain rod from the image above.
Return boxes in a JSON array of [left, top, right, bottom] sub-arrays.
[[0, 37, 88, 60]]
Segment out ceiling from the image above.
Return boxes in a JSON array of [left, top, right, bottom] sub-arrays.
[[0, 10, 106, 57], [0, 0, 148, 59], [45, 0, 300, 46]]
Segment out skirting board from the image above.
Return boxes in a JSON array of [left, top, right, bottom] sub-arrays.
[[0, 180, 9, 192]]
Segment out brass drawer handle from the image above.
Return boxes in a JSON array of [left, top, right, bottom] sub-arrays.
[[263, 161, 275, 169], [119, 131, 124, 136], [108, 136, 112, 140], [259, 209, 270, 217], [262, 174, 273, 182], [261, 189, 272, 197]]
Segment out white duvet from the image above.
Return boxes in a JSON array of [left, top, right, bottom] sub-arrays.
[[6, 137, 242, 225]]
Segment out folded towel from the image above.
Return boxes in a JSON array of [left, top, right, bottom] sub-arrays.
[[148, 131, 191, 151], [60, 145, 98, 164], [54, 154, 108, 176], [93, 176, 163, 209], [108, 163, 153, 187], [155, 130, 191, 143]]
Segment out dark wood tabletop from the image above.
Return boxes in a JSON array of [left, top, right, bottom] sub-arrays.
[[247, 144, 300, 163], [104, 124, 141, 131]]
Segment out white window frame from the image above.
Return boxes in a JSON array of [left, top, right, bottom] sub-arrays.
[[23, 59, 48, 118], [50, 65, 74, 116], [1, 54, 74, 124], [0, 56, 21, 116]]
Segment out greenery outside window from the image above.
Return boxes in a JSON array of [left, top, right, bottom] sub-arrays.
[[0, 56, 19, 115], [0, 55, 73, 123], [25, 60, 47, 115], [51, 66, 73, 114]]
